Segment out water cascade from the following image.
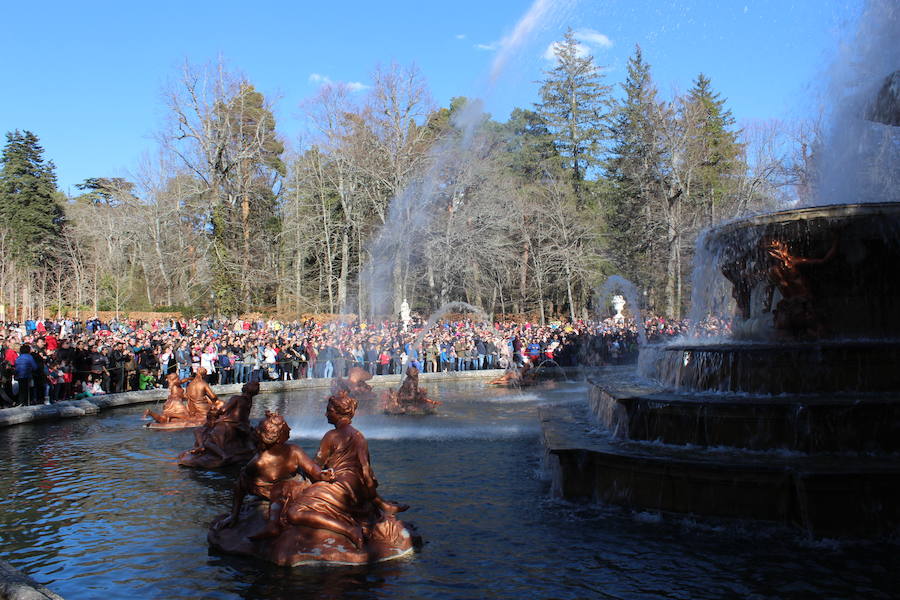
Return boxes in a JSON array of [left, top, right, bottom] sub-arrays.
[[552, 202, 900, 535]]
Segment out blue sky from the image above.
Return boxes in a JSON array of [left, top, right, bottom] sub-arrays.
[[1, 0, 863, 194]]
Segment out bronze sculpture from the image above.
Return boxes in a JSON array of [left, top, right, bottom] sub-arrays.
[[144, 373, 195, 428], [331, 366, 378, 405], [488, 361, 538, 387], [178, 381, 258, 469], [185, 367, 219, 419], [381, 366, 440, 414], [763, 237, 838, 338], [208, 393, 414, 566]]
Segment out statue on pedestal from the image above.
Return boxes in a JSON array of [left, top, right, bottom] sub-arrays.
[[611, 295, 626, 323], [209, 393, 414, 566], [400, 298, 411, 331], [178, 382, 259, 469], [381, 366, 440, 415]]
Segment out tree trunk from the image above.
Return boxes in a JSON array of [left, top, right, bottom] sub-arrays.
[[338, 229, 349, 312], [665, 225, 678, 319]]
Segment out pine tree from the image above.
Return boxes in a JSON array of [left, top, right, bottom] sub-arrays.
[[501, 108, 558, 179], [605, 45, 668, 293], [0, 130, 64, 266], [683, 74, 742, 225], [536, 28, 612, 206]]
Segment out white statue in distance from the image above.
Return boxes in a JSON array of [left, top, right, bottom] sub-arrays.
[[612, 295, 626, 323]]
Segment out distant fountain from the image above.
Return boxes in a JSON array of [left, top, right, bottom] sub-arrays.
[[358, 0, 574, 319], [597, 275, 646, 345]]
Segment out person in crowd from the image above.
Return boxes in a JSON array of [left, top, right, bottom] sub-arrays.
[[14, 344, 38, 406]]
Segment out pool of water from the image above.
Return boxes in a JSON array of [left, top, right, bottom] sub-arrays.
[[0, 378, 897, 599]]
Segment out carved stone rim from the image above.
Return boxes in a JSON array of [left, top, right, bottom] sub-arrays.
[[706, 201, 900, 244]]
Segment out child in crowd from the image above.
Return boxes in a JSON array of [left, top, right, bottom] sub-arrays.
[[138, 369, 157, 390], [75, 375, 98, 399]]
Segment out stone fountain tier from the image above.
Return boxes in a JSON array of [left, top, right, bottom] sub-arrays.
[[541, 401, 900, 536], [643, 339, 900, 395], [541, 202, 900, 536], [706, 202, 900, 340], [589, 382, 900, 453]]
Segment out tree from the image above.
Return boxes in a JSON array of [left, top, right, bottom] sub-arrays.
[[0, 130, 64, 267], [499, 108, 558, 179], [683, 73, 743, 226], [605, 45, 668, 296], [165, 62, 285, 313], [536, 28, 612, 205]]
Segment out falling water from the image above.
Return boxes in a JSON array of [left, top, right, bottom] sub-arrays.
[[360, 0, 576, 318], [810, 0, 900, 206]]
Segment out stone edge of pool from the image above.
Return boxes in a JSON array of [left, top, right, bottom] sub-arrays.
[[0, 369, 511, 429], [0, 559, 63, 600]]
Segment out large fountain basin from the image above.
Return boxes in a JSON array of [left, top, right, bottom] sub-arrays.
[[702, 202, 900, 340], [542, 401, 900, 536], [588, 381, 900, 452], [642, 340, 900, 395]]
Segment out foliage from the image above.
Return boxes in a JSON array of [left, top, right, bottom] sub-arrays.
[[0, 130, 64, 266], [2, 44, 794, 322], [536, 28, 613, 205]]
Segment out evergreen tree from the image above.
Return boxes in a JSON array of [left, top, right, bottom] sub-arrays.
[[605, 45, 667, 292], [207, 82, 285, 312], [0, 130, 64, 266], [683, 73, 742, 225], [536, 28, 612, 206], [501, 108, 559, 179]]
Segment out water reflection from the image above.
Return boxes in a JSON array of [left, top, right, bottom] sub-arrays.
[[0, 378, 895, 599]]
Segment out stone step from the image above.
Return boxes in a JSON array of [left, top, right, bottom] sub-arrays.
[[539, 401, 900, 536], [588, 381, 900, 452]]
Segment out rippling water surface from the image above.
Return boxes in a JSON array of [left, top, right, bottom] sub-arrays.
[[0, 377, 897, 599]]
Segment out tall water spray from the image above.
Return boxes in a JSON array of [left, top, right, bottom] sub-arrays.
[[359, 0, 576, 318], [597, 275, 646, 345], [812, 0, 899, 206]]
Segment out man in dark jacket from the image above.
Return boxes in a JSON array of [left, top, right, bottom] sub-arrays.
[[108, 343, 128, 393], [32, 339, 49, 403], [15, 344, 38, 406]]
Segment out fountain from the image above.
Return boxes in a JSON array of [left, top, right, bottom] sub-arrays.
[[380, 366, 441, 415], [597, 275, 646, 345], [208, 397, 414, 566], [541, 0, 900, 536], [543, 202, 900, 536]]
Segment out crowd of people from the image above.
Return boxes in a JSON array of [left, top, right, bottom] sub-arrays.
[[0, 312, 719, 407]]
